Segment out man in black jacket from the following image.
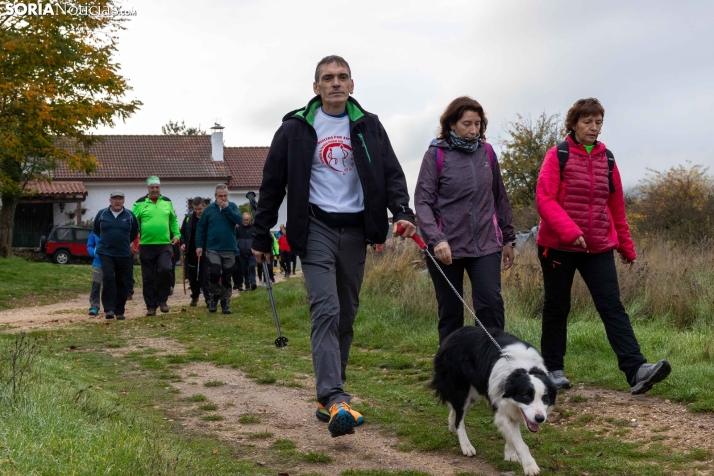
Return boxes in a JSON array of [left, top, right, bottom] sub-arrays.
[[236, 212, 257, 291], [180, 196, 210, 306], [251, 55, 416, 438]]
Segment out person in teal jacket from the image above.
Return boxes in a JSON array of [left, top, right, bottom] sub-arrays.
[[196, 184, 242, 314]]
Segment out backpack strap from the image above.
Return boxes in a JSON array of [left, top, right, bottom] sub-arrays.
[[605, 148, 615, 193], [435, 147, 445, 178], [482, 141, 495, 169], [482, 142, 499, 208], [557, 140, 570, 181], [434, 147, 445, 232]]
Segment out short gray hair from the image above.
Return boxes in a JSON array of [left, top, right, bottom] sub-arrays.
[[192, 196, 204, 207], [315, 55, 351, 83], [215, 184, 228, 193]]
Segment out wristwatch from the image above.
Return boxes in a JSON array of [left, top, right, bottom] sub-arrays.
[[505, 242, 516, 248]]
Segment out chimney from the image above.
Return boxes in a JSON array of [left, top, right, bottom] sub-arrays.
[[211, 123, 224, 162]]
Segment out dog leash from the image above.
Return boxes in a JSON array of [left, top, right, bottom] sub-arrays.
[[396, 225, 502, 352]]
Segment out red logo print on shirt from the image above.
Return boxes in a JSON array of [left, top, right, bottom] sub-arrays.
[[319, 137, 354, 176]]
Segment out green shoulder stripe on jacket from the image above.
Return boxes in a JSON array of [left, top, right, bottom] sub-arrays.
[[294, 96, 365, 126]]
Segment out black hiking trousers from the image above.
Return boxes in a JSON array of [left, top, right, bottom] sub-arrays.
[[539, 247, 646, 385], [426, 251, 505, 344]]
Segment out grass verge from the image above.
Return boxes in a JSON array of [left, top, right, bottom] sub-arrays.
[[0, 257, 93, 310], [1, 253, 712, 475]]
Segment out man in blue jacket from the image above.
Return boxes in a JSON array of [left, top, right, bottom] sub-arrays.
[[92, 190, 139, 320], [86, 231, 102, 316], [196, 184, 242, 314]]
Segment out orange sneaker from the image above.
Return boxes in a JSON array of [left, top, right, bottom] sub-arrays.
[[317, 402, 363, 425], [327, 402, 363, 437]]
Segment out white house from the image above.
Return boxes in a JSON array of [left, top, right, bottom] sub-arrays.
[[9, 127, 284, 248], [47, 127, 285, 230]]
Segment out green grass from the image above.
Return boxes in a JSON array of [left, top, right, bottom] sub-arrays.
[[238, 414, 260, 424], [300, 451, 332, 463], [0, 338, 268, 475], [198, 403, 218, 411], [0, 257, 93, 309], [201, 414, 224, 421], [185, 393, 207, 402], [203, 380, 224, 387], [1, 256, 712, 475]]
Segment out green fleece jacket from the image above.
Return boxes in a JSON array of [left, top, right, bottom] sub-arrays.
[[132, 195, 180, 245]]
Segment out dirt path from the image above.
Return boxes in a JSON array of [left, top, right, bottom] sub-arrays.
[[0, 290, 195, 332], [168, 361, 499, 476], [0, 270, 291, 332], [3, 288, 713, 475]]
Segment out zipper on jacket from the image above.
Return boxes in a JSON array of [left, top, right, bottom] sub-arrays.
[[588, 156, 594, 253], [357, 133, 372, 163]]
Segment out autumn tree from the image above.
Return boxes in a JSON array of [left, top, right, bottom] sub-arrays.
[[0, 1, 141, 257], [499, 112, 564, 210], [161, 120, 206, 135], [628, 162, 714, 243]]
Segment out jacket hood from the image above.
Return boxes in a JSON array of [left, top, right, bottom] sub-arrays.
[[283, 96, 368, 126]]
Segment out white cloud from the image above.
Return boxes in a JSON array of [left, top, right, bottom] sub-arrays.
[[97, 0, 714, 193]]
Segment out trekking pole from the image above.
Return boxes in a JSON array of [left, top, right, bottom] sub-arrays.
[[262, 256, 288, 349], [396, 225, 502, 351], [247, 191, 288, 349]]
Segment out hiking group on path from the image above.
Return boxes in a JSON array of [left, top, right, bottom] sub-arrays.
[[89, 54, 671, 440]]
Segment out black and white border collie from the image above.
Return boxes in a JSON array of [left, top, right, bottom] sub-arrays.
[[431, 326, 557, 476]]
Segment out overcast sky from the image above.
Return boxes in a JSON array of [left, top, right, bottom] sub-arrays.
[[96, 0, 714, 194]]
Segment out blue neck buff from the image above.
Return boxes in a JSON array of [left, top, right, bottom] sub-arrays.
[[449, 130, 480, 152]]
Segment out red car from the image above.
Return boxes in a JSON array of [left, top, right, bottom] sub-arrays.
[[40, 225, 92, 264]]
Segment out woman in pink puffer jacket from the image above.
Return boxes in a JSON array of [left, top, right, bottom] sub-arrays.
[[536, 97, 670, 395]]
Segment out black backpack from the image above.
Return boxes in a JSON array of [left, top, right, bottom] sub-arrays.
[[557, 141, 616, 193]]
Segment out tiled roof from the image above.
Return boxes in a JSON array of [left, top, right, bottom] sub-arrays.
[[25, 181, 87, 197], [52, 135, 230, 181], [224, 146, 269, 189]]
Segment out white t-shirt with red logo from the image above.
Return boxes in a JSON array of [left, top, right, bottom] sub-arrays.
[[309, 108, 364, 213]]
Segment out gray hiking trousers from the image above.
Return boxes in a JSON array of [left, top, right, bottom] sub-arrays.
[[302, 217, 366, 409], [206, 250, 235, 301]]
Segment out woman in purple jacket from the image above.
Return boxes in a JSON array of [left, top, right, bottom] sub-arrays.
[[415, 96, 516, 343]]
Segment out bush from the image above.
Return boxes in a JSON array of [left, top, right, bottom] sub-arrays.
[[499, 112, 564, 210], [628, 162, 714, 243], [503, 237, 714, 329]]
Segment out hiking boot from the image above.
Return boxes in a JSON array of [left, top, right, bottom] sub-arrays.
[[88, 307, 99, 316], [146, 308, 156, 317], [220, 299, 231, 315], [159, 302, 169, 313], [327, 402, 362, 437], [126, 295, 133, 301], [317, 402, 363, 425], [190, 297, 198, 307], [250, 283, 257, 291], [208, 300, 217, 313], [116, 314, 125, 320], [105, 311, 115, 320], [548, 370, 571, 389], [631, 360, 671, 395]]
